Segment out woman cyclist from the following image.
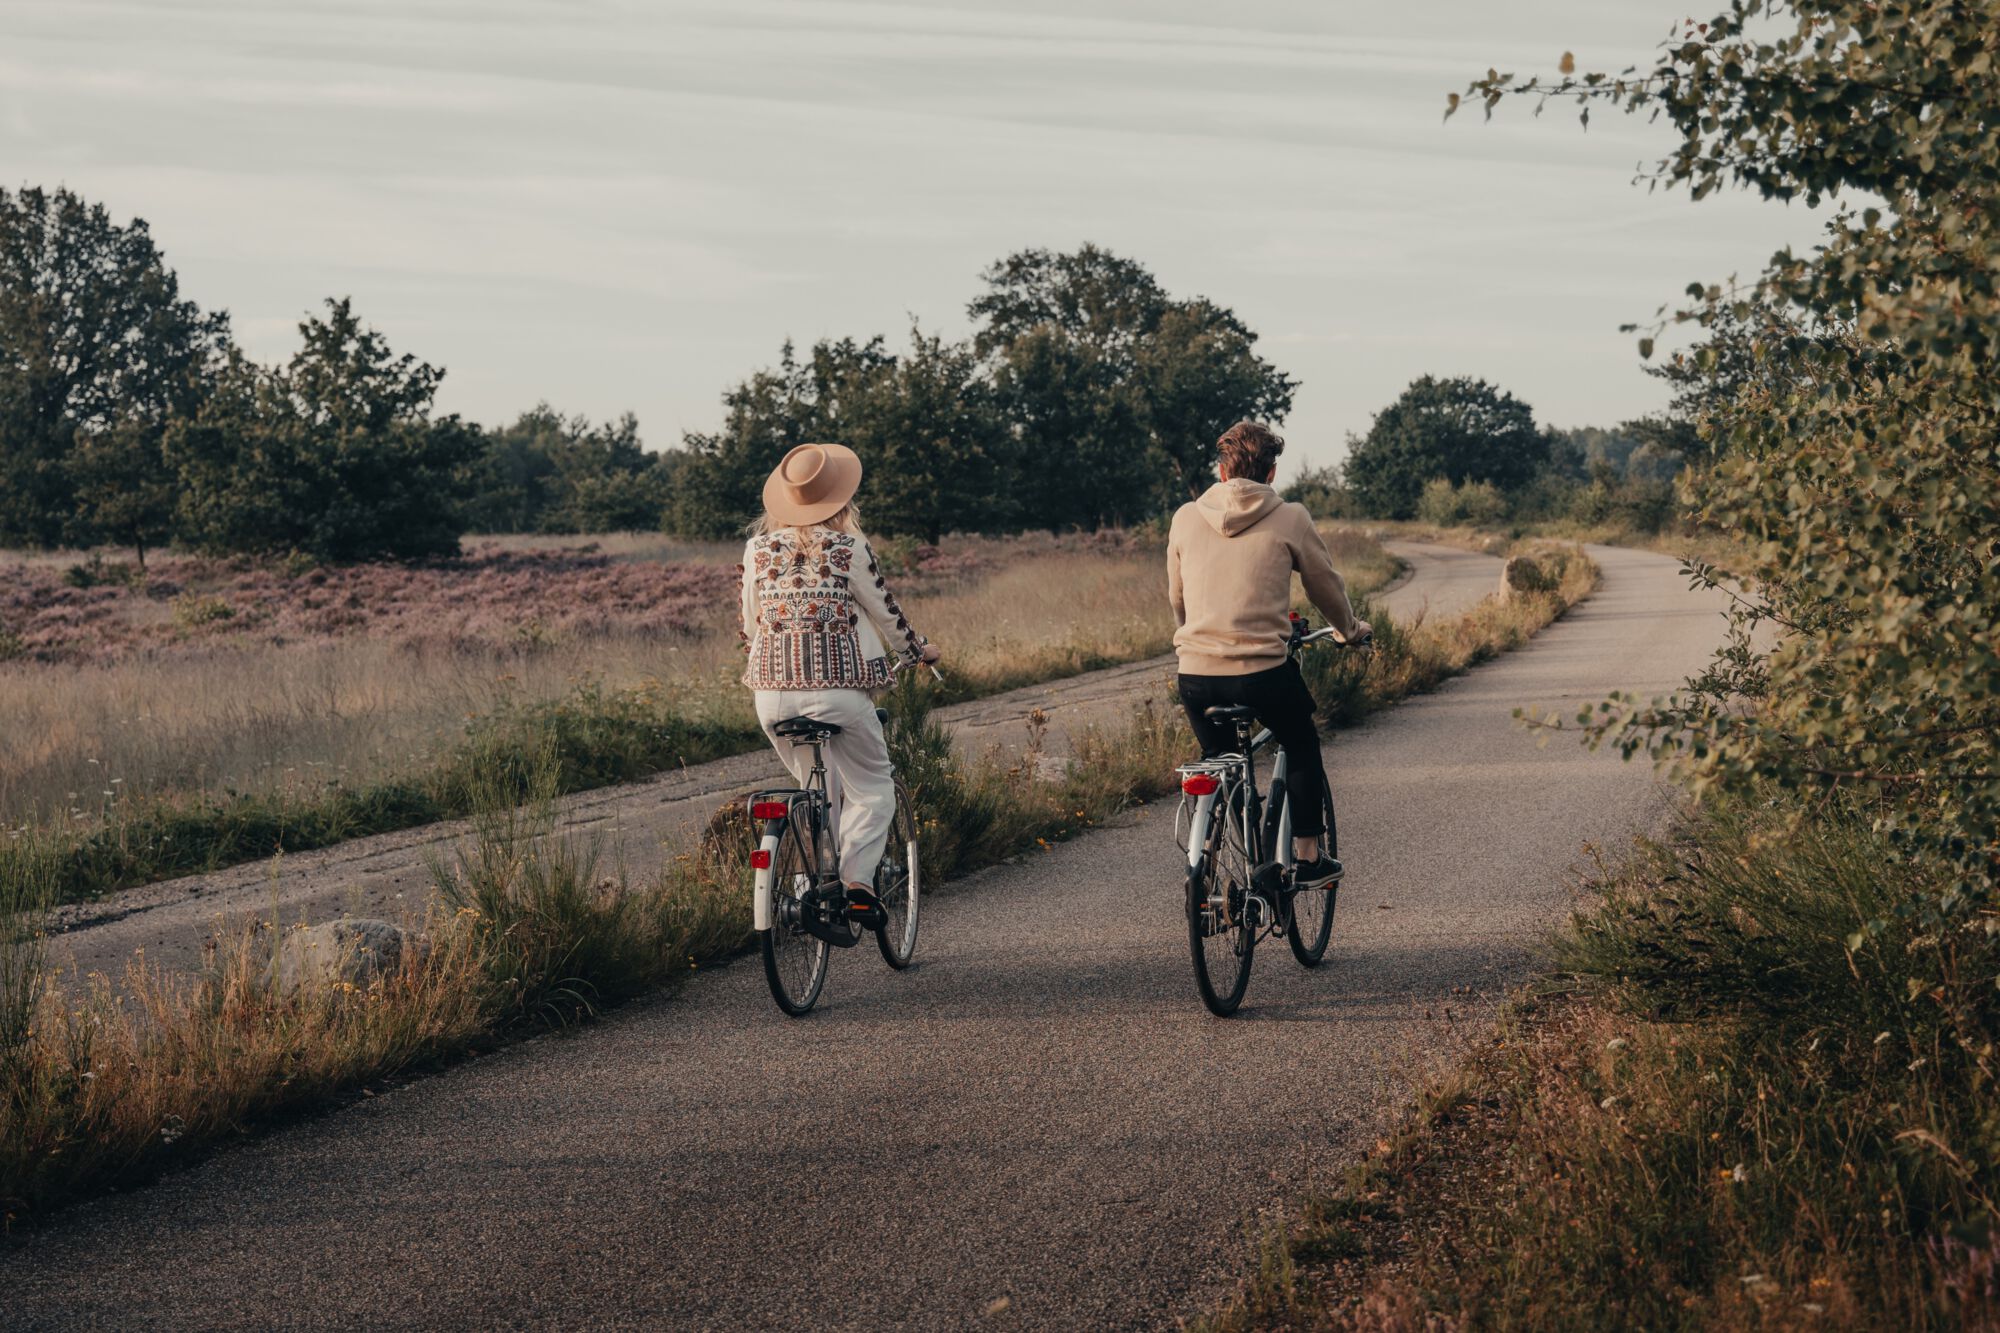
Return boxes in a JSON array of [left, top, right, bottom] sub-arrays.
[[740, 442, 943, 905]]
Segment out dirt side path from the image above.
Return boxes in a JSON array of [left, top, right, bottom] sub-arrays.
[[46, 541, 1498, 980], [4, 546, 1725, 1330]]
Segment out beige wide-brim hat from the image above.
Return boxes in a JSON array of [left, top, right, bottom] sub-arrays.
[[763, 443, 863, 527]]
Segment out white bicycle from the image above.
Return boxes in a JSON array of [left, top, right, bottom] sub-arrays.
[[748, 707, 921, 1017]]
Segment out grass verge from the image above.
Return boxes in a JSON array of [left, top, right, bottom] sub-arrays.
[[0, 544, 1592, 1231], [1199, 791, 2000, 1331]]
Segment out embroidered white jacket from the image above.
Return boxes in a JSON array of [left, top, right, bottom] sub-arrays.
[[739, 528, 925, 691]]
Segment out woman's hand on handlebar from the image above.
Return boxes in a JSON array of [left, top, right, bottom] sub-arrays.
[[918, 641, 942, 666], [1350, 619, 1373, 645]]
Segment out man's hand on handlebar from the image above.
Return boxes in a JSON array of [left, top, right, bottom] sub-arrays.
[[1290, 612, 1373, 649]]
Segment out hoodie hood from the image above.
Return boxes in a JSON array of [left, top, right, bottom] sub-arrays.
[[1193, 478, 1284, 537]]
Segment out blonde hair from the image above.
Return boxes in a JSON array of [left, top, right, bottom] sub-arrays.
[[750, 502, 863, 562]]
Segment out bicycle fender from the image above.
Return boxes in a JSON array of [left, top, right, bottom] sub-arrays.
[[752, 831, 781, 932], [1185, 792, 1217, 871]]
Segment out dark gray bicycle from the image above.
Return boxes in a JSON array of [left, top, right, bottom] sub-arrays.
[[1176, 619, 1366, 1016]]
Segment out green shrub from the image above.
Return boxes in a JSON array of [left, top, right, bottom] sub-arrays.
[[1415, 477, 1509, 527], [62, 556, 142, 590], [170, 594, 234, 628]]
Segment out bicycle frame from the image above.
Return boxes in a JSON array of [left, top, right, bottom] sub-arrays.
[[1181, 619, 1356, 916], [1181, 726, 1302, 917]]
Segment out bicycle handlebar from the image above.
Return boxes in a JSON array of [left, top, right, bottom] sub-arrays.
[[895, 647, 945, 683], [1286, 615, 1371, 658]]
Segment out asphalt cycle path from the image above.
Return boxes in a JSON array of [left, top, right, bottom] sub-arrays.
[[46, 542, 1497, 981], [4, 547, 1730, 1330]]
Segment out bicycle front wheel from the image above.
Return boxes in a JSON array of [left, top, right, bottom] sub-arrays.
[[874, 782, 921, 969], [1287, 786, 1339, 968], [762, 817, 831, 1016], [1189, 784, 1256, 1016]]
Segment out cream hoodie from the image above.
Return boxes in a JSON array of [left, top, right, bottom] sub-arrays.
[[1167, 479, 1363, 676]]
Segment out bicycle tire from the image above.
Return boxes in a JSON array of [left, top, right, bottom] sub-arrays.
[[1286, 786, 1339, 967], [1189, 780, 1256, 1016], [762, 812, 831, 1016], [874, 782, 921, 969]]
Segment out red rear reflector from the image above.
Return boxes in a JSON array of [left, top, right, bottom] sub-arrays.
[[750, 850, 772, 869], [1182, 774, 1219, 796], [750, 801, 789, 821]]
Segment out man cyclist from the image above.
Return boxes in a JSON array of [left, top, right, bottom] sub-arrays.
[[1167, 420, 1370, 890]]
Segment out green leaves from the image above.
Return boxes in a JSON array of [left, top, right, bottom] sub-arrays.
[[1456, 0, 2000, 909]]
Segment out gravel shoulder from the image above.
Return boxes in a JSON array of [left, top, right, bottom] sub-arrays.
[[4, 545, 1729, 1330], [46, 541, 1494, 980]]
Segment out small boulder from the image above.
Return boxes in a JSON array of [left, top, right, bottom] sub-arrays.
[[1500, 555, 1555, 599], [275, 918, 421, 994]]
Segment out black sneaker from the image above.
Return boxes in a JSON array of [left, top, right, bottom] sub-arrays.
[[1292, 855, 1344, 890]]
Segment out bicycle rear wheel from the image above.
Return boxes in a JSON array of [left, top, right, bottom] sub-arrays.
[[1287, 786, 1339, 967], [874, 782, 921, 968], [1189, 783, 1256, 1016], [762, 816, 831, 1016]]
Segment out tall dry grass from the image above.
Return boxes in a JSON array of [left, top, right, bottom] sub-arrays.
[[1200, 794, 2000, 1333], [0, 535, 1176, 828]]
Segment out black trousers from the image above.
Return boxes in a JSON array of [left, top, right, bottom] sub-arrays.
[[1177, 659, 1327, 840]]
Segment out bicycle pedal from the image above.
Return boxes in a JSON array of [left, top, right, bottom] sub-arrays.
[[842, 886, 889, 931], [1251, 862, 1290, 908]]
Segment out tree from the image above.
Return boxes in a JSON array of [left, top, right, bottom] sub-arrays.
[[969, 245, 1171, 356], [1457, 1, 2000, 904], [666, 337, 893, 539], [982, 323, 1149, 530], [971, 244, 1295, 524], [466, 405, 669, 533], [169, 299, 477, 561], [1136, 298, 1297, 505], [661, 247, 1300, 538], [1341, 375, 1547, 519], [0, 185, 229, 548], [1281, 464, 1351, 519], [67, 421, 178, 567], [665, 332, 1012, 543], [845, 327, 1009, 544]]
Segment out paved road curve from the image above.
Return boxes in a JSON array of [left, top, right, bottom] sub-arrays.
[[48, 541, 1494, 980], [3, 547, 1726, 1329]]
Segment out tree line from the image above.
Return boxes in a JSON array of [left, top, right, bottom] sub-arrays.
[[0, 186, 1296, 559], [3, 182, 1698, 566]]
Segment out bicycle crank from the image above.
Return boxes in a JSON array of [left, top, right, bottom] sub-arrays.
[[798, 883, 863, 948], [1250, 861, 1291, 930]]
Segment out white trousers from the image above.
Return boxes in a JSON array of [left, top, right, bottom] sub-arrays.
[[753, 688, 897, 887]]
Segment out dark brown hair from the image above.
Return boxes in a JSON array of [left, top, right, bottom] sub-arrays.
[[1216, 420, 1285, 481]]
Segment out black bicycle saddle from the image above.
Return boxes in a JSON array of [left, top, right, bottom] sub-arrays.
[[1203, 705, 1259, 724], [773, 716, 841, 739]]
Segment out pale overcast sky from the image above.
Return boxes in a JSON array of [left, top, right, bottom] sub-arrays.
[[2, 1, 1821, 476]]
